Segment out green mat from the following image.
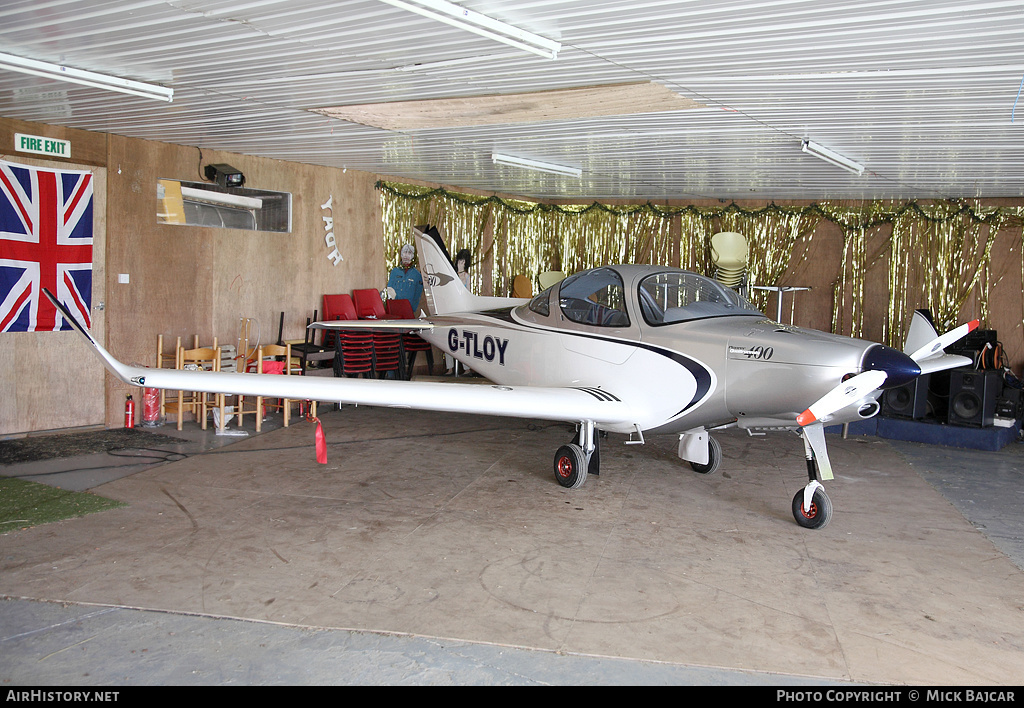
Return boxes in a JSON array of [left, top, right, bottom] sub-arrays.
[[0, 477, 127, 533], [0, 429, 172, 531]]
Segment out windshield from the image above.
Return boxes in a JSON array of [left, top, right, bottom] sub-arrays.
[[558, 268, 630, 327], [638, 271, 762, 325]]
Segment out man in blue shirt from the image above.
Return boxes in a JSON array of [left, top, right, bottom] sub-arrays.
[[387, 243, 423, 311]]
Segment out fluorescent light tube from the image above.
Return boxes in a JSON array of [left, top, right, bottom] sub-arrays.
[[492, 153, 581, 177], [180, 186, 262, 210], [378, 0, 561, 59], [801, 140, 864, 175], [0, 52, 173, 102]]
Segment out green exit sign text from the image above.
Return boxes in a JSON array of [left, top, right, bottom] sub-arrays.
[[14, 133, 72, 158]]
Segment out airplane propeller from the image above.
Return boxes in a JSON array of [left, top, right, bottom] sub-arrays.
[[795, 369, 887, 427], [796, 319, 980, 428], [791, 317, 980, 527]]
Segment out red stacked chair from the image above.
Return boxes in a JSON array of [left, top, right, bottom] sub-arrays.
[[386, 298, 433, 378], [352, 289, 404, 379], [321, 294, 349, 349], [326, 294, 374, 378], [371, 329, 403, 379], [352, 288, 388, 319]]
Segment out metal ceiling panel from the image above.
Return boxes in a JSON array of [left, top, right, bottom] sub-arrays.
[[1, 0, 1022, 201]]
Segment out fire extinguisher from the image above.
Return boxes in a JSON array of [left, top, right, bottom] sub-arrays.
[[124, 394, 135, 429], [142, 387, 160, 426]]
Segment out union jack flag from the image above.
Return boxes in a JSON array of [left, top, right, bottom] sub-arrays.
[[0, 160, 94, 332]]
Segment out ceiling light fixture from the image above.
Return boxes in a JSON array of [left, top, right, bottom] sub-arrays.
[[377, 0, 561, 59], [801, 139, 864, 175], [0, 51, 173, 102], [492, 153, 581, 177]]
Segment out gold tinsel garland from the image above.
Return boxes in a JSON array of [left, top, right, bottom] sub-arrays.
[[377, 181, 1024, 347]]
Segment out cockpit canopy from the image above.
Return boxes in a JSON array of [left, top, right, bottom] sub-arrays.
[[637, 270, 762, 325], [524, 266, 762, 327]]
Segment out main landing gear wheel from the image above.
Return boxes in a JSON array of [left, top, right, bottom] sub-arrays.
[[689, 435, 721, 475], [554, 444, 587, 489], [792, 487, 833, 529]]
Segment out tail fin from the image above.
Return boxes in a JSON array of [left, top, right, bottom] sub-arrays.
[[413, 225, 528, 315]]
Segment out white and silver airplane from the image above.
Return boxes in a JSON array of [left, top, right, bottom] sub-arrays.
[[45, 225, 976, 529]]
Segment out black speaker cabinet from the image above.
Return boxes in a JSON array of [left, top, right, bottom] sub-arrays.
[[882, 374, 931, 419], [996, 388, 1022, 420], [947, 369, 1002, 427], [946, 328, 997, 356]]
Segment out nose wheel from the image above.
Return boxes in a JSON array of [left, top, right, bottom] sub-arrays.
[[792, 484, 832, 529]]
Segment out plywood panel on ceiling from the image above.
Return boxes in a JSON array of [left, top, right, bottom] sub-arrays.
[[316, 83, 706, 130]]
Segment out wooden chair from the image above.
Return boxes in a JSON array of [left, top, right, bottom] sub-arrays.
[[176, 344, 224, 431], [157, 334, 181, 419], [237, 343, 301, 430]]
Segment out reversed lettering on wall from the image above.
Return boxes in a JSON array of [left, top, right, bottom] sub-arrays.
[[321, 195, 342, 266]]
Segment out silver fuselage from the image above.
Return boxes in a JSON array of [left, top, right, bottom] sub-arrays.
[[417, 265, 877, 436]]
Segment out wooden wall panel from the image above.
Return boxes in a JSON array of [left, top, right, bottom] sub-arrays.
[[0, 117, 107, 167], [0, 155, 106, 435], [103, 136, 384, 427]]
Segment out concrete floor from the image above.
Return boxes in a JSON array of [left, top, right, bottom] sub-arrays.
[[2, 406, 1023, 686]]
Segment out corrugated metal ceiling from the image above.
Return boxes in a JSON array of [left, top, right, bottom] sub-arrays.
[[1, 0, 1022, 201]]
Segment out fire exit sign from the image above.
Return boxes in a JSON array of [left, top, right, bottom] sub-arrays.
[[14, 133, 71, 158]]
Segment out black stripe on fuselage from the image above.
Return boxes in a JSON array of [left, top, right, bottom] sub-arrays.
[[467, 308, 714, 421], [573, 387, 621, 402]]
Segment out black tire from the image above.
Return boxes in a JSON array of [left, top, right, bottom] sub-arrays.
[[792, 487, 833, 529], [689, 435, 721, 475], [554, 444, 587, 489]]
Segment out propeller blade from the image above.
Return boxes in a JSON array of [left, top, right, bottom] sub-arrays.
[[796, 369, 888, 427], [908, 319, 979, 362]]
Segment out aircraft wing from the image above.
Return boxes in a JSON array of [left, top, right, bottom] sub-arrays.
[[137, 366, 633, 426], [45, 290, 634, 428], [309, 318, 433, 333]]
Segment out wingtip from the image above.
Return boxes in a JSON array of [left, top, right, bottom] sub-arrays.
[[968, 319, 980, 332]]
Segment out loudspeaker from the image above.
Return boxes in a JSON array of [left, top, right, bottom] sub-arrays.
[[946, 328, 998, 365], [996, 387, 1022, 420], [947, 369, 1002, 427], [882, 374, 931, 419]]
